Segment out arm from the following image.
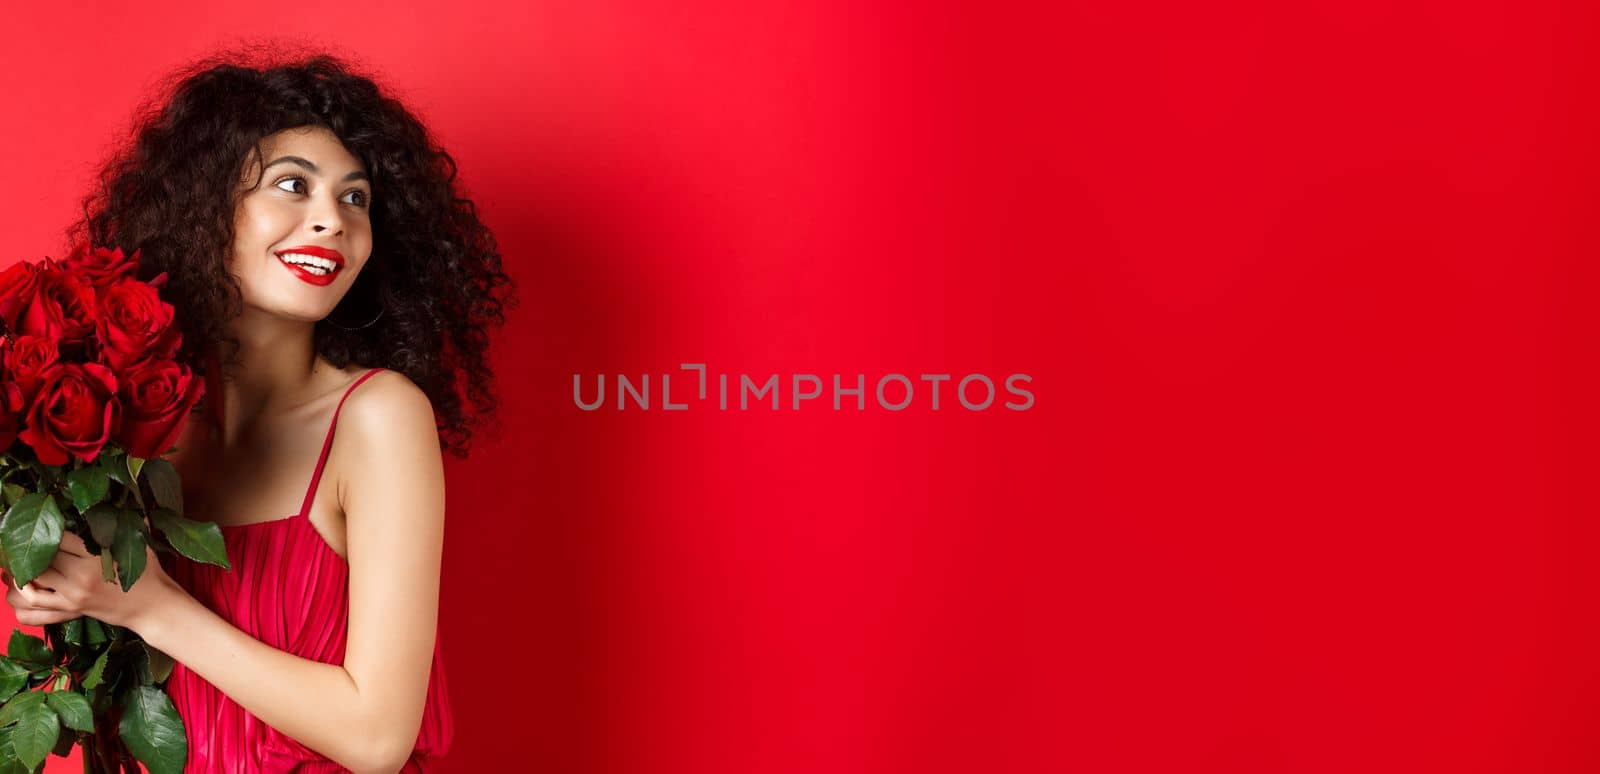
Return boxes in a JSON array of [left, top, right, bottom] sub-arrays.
[[136, 371, 447, 773]]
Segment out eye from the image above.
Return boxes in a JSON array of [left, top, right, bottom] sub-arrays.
[[272, 177, 371, 208]]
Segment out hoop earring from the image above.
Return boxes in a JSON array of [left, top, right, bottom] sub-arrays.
[[325, 273, 388, 331], [325, 301, 386, 331]]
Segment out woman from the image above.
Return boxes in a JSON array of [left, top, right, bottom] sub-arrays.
[[0, 49, 515, 772]]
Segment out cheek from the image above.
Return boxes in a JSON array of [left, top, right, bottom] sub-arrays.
[[352, 226, 374, 255], [234, 199, 291, 243], [230, 216, 262, 260], [229, 210, 275, 280]]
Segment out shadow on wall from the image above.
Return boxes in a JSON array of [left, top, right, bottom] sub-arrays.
[[436, 145, 676, 770]]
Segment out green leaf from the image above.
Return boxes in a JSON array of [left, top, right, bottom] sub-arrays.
[[99, 550, 116, 584], [0, 485, 23, 510], [5, 632, 51, 670], [0, 725, 31, 774], [113, 510, 147, 593], [48, 494, 70, 523], [83, 504, 118, 552], [101, 453, 128, 487], [43, 691, 90, 733], [83, 619, 109, 648], [149, 508, 228, 570], [117, 685, 186, 774], [81, 649, 109, 691], [59, 619, 82, 648], [63, 467, 109, 514], [141, 459, 181, 516], [0, 660, 28, 702], [0, 691, 42, 727], [125, 456, 146, 486], [10, 695, 57, 769], [137, 642, 174, 685], [0, 494, 63, 588], [133, 644, 151, 685]]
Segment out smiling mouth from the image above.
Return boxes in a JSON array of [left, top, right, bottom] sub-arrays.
[[276, 253, 342, 276]]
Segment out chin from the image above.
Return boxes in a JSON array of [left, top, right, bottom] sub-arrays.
[[249, 300, 337, 323]]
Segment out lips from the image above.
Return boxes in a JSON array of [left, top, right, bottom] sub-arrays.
[[274, 246, 346, 287]]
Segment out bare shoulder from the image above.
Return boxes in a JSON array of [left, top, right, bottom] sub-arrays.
[[333, 369, 445, 517], [341, 369, 435, 424], [335, 369, 441, 465]]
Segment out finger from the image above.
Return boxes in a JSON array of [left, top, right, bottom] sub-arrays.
[[48, 545, 97, 572], [16, 608, 76, 627], [18, 569, 70, 598], [46, 553, 80, 575], [32, 568, 68, 594], [14, 575, 52, 598], [3, 587, 58, 615], [6, 570, 36, 593], [9, 577, 60, 609]]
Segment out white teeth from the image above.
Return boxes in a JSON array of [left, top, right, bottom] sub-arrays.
[[278, 253, 339, 273]]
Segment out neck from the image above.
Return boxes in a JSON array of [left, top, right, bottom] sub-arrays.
[[208, 308, 324, 443]]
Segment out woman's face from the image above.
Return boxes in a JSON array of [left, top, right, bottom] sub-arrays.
[[229, 125, 374, 323]]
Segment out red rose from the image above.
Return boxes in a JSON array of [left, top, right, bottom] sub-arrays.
[[4, 335, 59, 410], [0, 261, 41, 332], [16, 267, 98, 353], [115, 359, 204, 460], [97, 277, 181, 375], [62, 244, 140, 292], [18, 363, 120, 465]]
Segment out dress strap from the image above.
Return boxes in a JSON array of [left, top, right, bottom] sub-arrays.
[[296, 368, 387, 520]]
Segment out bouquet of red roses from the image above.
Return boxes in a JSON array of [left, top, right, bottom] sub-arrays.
[[0, 245, 224, 773]]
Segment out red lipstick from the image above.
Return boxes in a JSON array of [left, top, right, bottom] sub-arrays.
[[274, 246, 346, 287]]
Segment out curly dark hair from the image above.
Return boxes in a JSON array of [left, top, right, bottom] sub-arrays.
[[66, 45, 518, 459]]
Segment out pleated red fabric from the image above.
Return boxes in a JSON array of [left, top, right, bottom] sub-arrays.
[[157, 367, 455, 772]]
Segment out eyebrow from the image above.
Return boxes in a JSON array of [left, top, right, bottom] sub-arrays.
[[263, 155, 369, 183]]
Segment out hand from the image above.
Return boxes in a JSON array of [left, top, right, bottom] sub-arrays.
[[2, 565, 77, 627], [2, 531, 176, 632]]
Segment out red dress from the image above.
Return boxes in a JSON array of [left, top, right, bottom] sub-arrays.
[[157, 367, 455, 772]]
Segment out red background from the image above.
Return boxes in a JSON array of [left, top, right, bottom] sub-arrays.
[[3, 1, 1597, 772]]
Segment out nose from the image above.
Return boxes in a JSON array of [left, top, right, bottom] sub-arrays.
[[307, 190, 345, 235]]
